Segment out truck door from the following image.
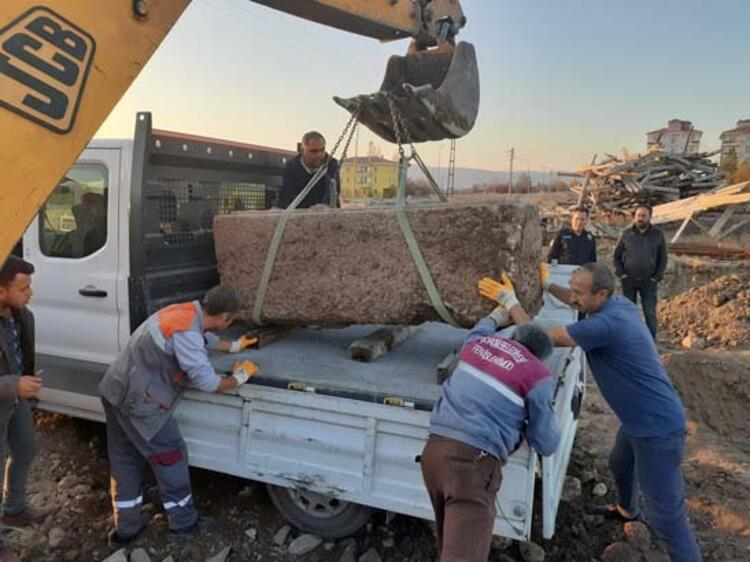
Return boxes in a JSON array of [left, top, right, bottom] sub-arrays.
[[24, 147, 121, 365]]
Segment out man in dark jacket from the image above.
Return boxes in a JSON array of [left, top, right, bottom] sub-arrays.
[[613, 204, 667, 338], [279, 131, 340, 209], [547, 206, 597, 265], [0, 256, 49, 562]]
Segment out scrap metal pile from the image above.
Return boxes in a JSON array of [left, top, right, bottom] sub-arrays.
[[572, 149, 727, 213]]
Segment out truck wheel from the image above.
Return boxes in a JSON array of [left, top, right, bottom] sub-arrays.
[[266, 484, 373, 539]]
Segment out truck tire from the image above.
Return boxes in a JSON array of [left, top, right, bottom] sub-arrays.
[[266, 484, 373, 539]]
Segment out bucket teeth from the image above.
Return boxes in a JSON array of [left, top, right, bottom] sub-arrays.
[[334, 42, 479, 144]]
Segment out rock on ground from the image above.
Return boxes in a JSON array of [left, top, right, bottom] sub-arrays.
[[561, 475, 582, 502], [287, 534, 322, 556], [273, 524, 291, 546], [623, 521, 651, 552], [206, 546, 232, 562], [215, 202, 543, 327], [601, 541, 641, 562], [339, 538, 358, 562], [129, 548, 151, 562], [47, 527, 65, 548], [101, 549, 128, 562], [519, 541, 546, 562], [358, 547, 383, 562]]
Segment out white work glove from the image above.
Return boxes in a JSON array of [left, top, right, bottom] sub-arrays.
[[229, 335, 257, 353], [489, 305, 511, 327], [478, 273, 520, 310], [232, 360, 258, 386]]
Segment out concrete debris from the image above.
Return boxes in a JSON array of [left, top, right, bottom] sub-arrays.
[[244, 527, 257, 542]]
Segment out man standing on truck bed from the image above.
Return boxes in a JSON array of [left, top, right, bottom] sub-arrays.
[[278, 131, 340, 209], [514, 262, 700, 562], [421, 280, 560, 562], [99, 286, 258, 547], [0, 257, 50, 562], [613, 204, 668, 338]]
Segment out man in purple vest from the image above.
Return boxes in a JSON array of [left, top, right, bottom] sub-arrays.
[[421, 278, 561, 561]]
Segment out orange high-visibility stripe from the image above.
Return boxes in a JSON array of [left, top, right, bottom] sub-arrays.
[[157, 303, 196, 339]]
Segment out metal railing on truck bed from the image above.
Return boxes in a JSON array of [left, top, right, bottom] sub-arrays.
[[127, 112, 296, 331]]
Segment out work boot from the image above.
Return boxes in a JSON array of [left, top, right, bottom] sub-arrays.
[[1, 506, 53, 527], [107, 524, 146, 547], [167, 517, 216, 549], [0, 545, 20, 562]]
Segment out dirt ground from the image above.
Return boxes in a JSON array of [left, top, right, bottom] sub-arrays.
[[5, 229, 750, 562]]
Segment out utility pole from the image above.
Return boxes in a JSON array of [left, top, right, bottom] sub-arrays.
[[509, 147, 515, 195], [447, 139, 457, 197]]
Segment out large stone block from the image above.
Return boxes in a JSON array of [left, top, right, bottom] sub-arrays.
[[214, 202, 542, 327]]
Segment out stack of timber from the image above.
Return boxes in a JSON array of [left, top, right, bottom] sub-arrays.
[[214, 202, 543, 328], [571, 149, 726, 213]]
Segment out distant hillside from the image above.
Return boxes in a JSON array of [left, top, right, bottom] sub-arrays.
[[408, 166, 553, 190]]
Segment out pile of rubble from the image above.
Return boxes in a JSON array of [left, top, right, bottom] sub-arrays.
[[658, 274, 750, 349], [571, 150, 726, 213]]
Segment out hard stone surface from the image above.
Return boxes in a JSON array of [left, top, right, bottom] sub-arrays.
[[214, 203, 543, 327]]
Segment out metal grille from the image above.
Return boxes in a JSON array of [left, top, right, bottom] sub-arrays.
[[144, 178, 272, 247]]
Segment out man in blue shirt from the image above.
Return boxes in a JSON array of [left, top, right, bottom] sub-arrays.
[[500, 262, 700, 562]]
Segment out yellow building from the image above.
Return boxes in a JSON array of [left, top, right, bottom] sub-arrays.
[[340, 156, 399, 200]]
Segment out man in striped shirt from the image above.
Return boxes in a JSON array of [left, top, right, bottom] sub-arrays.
[[421, 276, 560, 562]]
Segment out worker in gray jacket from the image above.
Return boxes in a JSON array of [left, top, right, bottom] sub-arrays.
[[613, 204, 668, 338], [99, 286, 257, 547]]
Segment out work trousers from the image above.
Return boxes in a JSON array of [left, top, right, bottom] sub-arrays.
[[610, 427, 701, 562], [621, 279, 659, 338], [421, 435, 503, 562], [0, 398, 36, 516], [102, 399, 198, 537]]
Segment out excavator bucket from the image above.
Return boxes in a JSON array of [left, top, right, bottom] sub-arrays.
[[334, 41, 479, 144]]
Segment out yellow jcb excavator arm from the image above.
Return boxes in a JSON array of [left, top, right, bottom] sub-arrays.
[[0, 0, 470, 262]]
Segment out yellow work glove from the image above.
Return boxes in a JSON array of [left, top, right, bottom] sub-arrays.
[[539, 263, 552, 291], [489, 305, 511, 327], [478, 273, 520, 310], [229, 335, 258, 353], [232, 360, 259, 386]]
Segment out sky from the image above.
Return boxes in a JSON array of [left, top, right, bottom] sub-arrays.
[[96, 0, 750, 174]]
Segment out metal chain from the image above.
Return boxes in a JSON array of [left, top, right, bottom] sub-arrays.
[[329, 108, 359, 160], [337, 104, 360, 164], [387, 94, 406, 160]]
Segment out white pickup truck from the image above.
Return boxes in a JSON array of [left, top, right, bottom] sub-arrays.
[[21, 112, 584, 541]]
